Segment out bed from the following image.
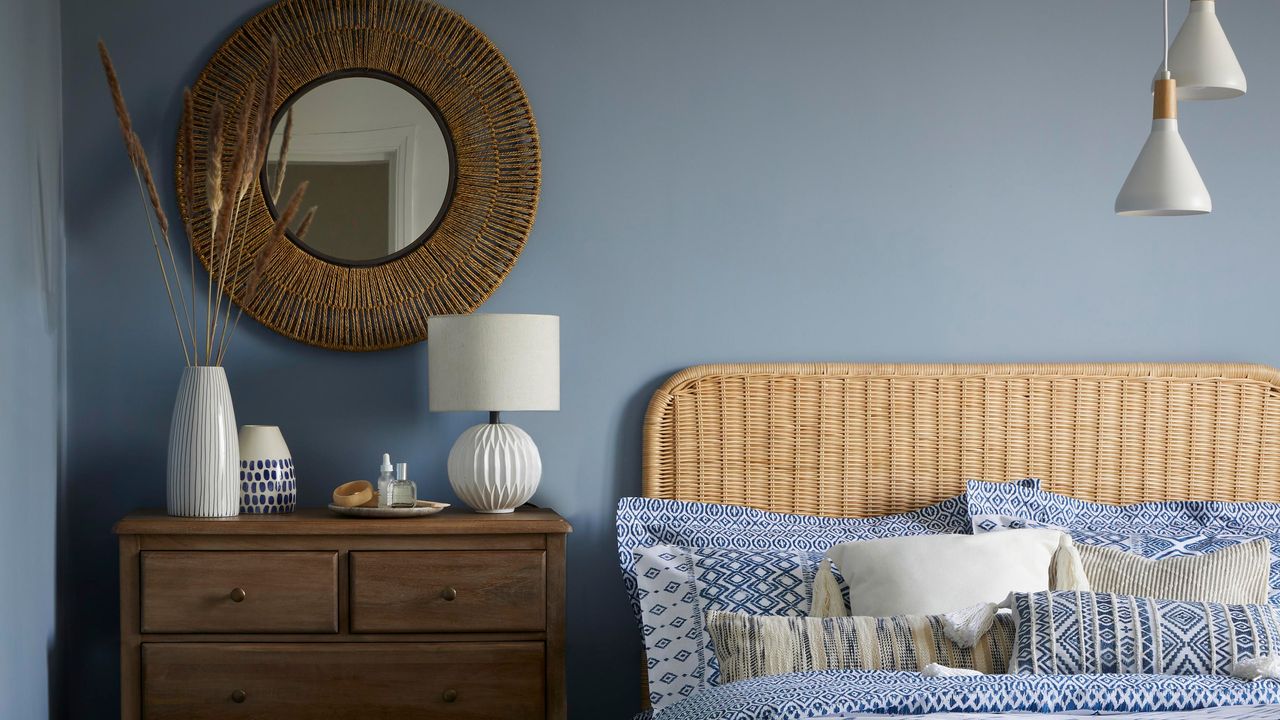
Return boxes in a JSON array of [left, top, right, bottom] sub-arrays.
[[629, 362, 1280, 720]]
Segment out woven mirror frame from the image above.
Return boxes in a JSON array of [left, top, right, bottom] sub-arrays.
[[175, 0, 540, 351]]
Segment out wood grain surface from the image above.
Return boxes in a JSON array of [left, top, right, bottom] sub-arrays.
[[141, 551, 337, 633], [351, 551, 545, 632], [143, 642, 545, 719]]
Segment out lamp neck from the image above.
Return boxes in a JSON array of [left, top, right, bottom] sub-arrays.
[[1154, 75, 1177, 120], [489, 411, 502, 425]]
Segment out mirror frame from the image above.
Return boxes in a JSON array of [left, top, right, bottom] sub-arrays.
[[259, 68, 459, 268], [176, 0, 540, 351]]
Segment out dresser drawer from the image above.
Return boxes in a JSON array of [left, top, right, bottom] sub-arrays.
[[350, 551, 545, 632], [141, 551, 338, 633], [142, 642, 545, 719]]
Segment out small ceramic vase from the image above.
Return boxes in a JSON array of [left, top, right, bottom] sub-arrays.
[[167, 366, 239, 517], [238, 425, 296, 514]]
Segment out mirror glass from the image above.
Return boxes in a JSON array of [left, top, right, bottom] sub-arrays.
[[265, 74, 453, 264]]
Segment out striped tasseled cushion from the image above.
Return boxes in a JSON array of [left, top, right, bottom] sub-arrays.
[[705, 609, 1015, 684], [1011, 590, 1280, 676], [1077, 539, 1271, 605]]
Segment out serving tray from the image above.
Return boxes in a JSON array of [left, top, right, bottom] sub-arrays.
[[327, 500, 450, 518]]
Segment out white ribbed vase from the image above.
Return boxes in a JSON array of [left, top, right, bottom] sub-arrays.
[[446, 423, 542, 513], [166, 366, 240, 517]]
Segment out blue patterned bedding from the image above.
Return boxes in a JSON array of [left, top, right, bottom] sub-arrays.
[[644, 670, 1280, 720], [966, 479, 1280, 603], [618, 495, 974, 710]]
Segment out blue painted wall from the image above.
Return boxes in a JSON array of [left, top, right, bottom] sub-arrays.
[[61, 1, 1280, 717], [1, 0, 62, 718]]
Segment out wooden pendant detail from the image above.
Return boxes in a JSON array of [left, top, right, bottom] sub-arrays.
[[1154, 78, 1178, 120]]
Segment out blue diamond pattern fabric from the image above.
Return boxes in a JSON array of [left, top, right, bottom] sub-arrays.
[[1011, 590, 1280, 677], [618, 494, 974, 624], [651, 670, 1280, 720], [967, 479, 1280, 603], [617, 493, 977, 711], [633, 545, 819, 710]]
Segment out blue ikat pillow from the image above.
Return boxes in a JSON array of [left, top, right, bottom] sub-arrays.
[[1011, 590, 1280, 676], [967, 479, 1280, 603]]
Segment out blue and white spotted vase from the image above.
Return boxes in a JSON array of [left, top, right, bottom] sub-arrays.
[[237, 425, 296, 514]]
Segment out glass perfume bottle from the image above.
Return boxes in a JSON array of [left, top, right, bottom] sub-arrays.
[[388, 462, 417, 508]]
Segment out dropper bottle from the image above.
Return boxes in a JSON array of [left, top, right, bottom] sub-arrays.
[[376, 453, 395, 508]]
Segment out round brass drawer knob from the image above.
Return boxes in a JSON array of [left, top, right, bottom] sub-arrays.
[[229, 587, 247, 603], [231, 689, 247, 703], [441, 587, 457, 601], [442, 689, 458, 703]]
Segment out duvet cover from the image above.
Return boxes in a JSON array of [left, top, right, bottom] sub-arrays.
[[638, 670, 1280, 720]]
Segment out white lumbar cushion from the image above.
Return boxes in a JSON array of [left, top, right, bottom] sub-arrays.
[[817, 529, 1086, 618]]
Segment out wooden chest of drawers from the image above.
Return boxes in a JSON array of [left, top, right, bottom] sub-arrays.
[[115, 507, 570, 719]]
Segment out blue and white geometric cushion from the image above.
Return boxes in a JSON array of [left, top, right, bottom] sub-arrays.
[[1011, 590, 1280, 676], [632, 544, 818, 713]]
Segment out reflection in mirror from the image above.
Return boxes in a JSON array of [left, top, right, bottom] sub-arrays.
[[265, 75, 452, 264]]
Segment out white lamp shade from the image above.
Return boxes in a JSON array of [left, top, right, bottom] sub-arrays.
[[1156, 0, 1246, 100], [1115, 119, 1211, 216], [428, 314, 559, 412]]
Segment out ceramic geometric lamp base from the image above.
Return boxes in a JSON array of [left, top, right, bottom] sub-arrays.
[[446, 422, 542, 513]]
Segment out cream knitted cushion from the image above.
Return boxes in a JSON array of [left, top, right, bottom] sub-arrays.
[[1077, 538, 1271, 605], [705, 609, 1015, 684]]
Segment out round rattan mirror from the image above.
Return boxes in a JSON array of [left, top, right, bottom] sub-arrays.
[[176, 0, 540, 351], [262, 71, 457, 266]]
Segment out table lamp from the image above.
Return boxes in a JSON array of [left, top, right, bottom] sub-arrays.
[[427, 314, 560, 513]]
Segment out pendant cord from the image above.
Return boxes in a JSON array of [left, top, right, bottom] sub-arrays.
[[1163, 0, 1169, 74]]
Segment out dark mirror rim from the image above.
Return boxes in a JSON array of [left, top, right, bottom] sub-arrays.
[[258, 67, 458, 268]]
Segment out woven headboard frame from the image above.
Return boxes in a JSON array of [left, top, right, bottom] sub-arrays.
[[642, 363, 1280, 515]]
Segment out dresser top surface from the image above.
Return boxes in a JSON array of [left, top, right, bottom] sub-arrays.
[[115, 506, 571, 536]]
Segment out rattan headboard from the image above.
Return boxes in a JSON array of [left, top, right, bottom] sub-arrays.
[[642, 363, 1280, 516]]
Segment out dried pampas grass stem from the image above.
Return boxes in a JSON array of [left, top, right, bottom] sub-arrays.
[[271, 110, 293, 204], [133, 129, 198, 362], [99, 39, 193, 365], [217, 180, 307, 365], [204, 100, 225, 359], [295, 205, 316, 239], [181, 89, 198, 359], [209, 90, 254, 360], [129, 165, 192, 366], [98, 42, 137, 164], [99, 35, 303, 367]]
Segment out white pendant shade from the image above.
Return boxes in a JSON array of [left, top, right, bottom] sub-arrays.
[[1115, 118, 1211, 216], [1156, 0, 1246, 100]]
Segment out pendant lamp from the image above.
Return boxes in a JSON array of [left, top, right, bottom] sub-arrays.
[[1116, 0, 1211, 216], [1158, 0, 1246, 100]]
